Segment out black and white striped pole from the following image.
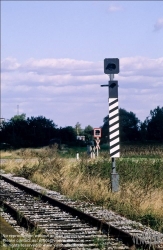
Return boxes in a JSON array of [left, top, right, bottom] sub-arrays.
[[101, 58, 120, 192]]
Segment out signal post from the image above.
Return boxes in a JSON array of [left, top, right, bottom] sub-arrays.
[[101, 58, 120, 192]]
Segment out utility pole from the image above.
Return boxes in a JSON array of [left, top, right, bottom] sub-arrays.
[[101, 58, 120, 192], [17, 105, 19, 116]]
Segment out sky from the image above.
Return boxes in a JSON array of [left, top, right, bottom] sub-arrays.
[[1, 1, 163, 129]]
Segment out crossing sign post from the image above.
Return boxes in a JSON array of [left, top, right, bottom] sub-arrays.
[[101, 58, 120, 192], [93, 128, 101, 157]]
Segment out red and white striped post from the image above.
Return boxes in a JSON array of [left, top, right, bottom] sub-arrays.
[[93, 128, 101, 157]]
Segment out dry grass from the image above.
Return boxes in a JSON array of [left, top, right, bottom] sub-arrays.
[[0, 149, 22, 159], [1, 145, 163, 232], [141, 189, 163, 211]]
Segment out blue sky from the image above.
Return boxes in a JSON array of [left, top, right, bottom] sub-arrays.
[[1, 1, 163, 128]]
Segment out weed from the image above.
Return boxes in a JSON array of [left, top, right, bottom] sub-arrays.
[[16, 211, 24, 225], [14, 165, 38, 179], [93, 236, 105, 250]]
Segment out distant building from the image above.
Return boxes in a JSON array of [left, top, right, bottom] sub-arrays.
[[77, 135, 85, 141], [0, 118, 5, 123]]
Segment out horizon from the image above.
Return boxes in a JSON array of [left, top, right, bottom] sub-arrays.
[[1, 1, 163, 128]]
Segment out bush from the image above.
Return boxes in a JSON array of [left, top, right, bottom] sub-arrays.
[[14, 165, 38, 179]]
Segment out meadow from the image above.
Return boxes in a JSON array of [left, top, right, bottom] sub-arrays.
[[1, 143, 163, 233]]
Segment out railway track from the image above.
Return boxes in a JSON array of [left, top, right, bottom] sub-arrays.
[[0, 173, 163, 250]]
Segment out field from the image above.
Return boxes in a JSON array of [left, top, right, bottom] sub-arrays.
[[1, 143, 163, 233]]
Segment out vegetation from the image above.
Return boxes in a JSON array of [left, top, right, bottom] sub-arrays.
[[1, 106, 163, 149], [0, 115, 77, 148], [1, 144, 163, 234], [0, 105, 163, 239], [142, 106, 163, 142], [102, 108, 141, 143]]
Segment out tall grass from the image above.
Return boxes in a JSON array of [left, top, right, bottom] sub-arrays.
[[1, 144, 163, 233]]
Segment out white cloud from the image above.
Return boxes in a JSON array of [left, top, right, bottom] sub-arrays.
[[1, 58, 20, 71], [20, 58, 102, 76], [1, 56, 163, 126], [108, 4, 123, 12], [120, 57, 163, 77], [154, 18, 163, 31]]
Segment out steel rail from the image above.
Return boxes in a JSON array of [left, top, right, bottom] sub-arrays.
[[0, 174, 162, 250]]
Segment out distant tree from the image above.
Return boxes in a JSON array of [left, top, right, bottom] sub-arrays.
[[26, 116, 58, 147], [0, 115, 58, 148], [59, 126, 76, 144], [83, 125, 93, 141], [101, 115, 110, 143], [140, 120, 148, 142], [119, 108, 140, 141], [102, 108, 140, 142], [10, 113, 26, 122], [0, 115, 28, 147], [144, 106, 163, 142], [75, 122, 83, 135]]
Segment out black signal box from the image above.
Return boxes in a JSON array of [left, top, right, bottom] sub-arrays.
[[109, 80, 118, 98], [104, 58, 119, 74]]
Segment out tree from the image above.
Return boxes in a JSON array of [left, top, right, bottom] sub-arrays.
[[0, 115, 58, 148], [145, 106, 163, 142], [75, 122, 83, 135], [140, 119, 148, 142], [10, 113, 26, 122], [0, 114, 28, 147], [59, 126, 76, 144], [119, 108, 140, 141], [83, 125, 93, 141], [102, 108, 140, 142], [26, 116, 58, 147], [101, 115, 110, 143]]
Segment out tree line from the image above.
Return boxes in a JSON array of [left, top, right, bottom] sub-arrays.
[[101, 106, 163, 144], [0, 106, 163, 149], [0, 114, 75, 148]]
